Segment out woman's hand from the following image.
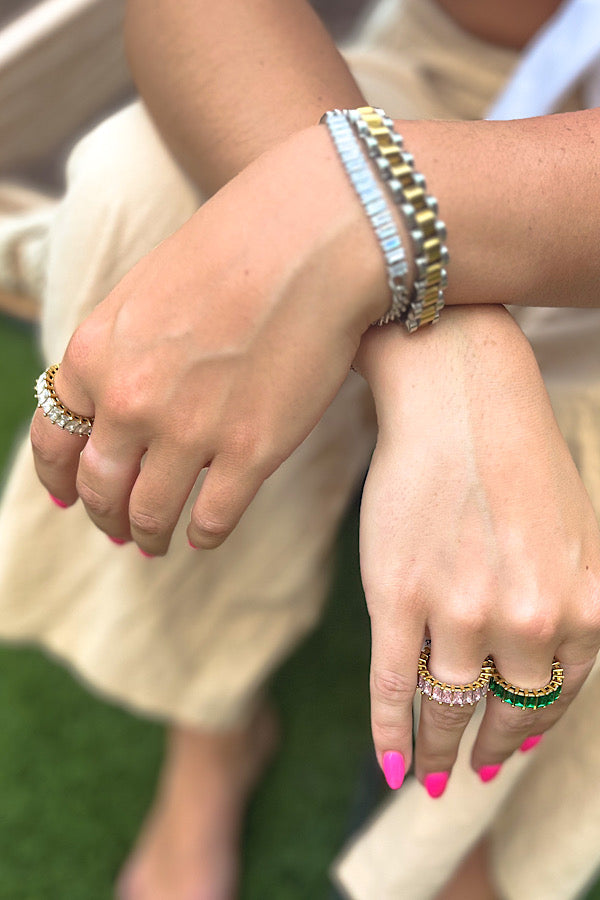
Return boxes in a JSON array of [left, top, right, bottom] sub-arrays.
[[30, 125, 390, 555], [356, 305, 600, 792]]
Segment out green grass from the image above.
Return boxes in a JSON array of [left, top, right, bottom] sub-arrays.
[[0, 315, 377, 899], [0, 315, 600, 899]]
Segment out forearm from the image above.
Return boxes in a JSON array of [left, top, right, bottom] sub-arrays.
[[125, 1, 600, 309], [398, 110, 600, 309], [124, 0, 363, 193]]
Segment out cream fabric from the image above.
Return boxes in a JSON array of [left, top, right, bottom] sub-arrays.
[[1, 0, 600, 896], [334, 2, 600, 899], [0, 103, 376, 729]]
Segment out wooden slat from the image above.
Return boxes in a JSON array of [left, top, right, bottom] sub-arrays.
[[0, 0, 131, 170]]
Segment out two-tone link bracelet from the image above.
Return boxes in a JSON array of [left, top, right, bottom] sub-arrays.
[[321, 105, 448, 332], [347, 106, 448, 332], [321, 110, 410, 322]]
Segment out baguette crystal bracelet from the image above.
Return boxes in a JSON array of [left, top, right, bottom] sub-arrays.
[[347, 106, 448, 332], [321, 109, 410, 322]]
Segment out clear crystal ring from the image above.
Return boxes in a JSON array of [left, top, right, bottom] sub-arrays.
[[34, 364, 93, 437], [417, 644, 495, 707]]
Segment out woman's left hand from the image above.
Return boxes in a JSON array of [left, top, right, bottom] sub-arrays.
[[356, 304, 600, 791]]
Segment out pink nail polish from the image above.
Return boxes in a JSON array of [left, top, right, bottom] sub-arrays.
[[187, 538, 198, 550], [382, 751, 405, 790], [49, 494, 68, 509], [138, 548, 155, 558], [520, 734, 543, 753], [478, 764, 502, 783], [424, 771, 449, 799], [109, 537, 127, 545]]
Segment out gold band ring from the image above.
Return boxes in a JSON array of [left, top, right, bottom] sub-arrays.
[[34, 364, 93, 437], [418, 645, 495, 706], [488, 659, 564, 709]]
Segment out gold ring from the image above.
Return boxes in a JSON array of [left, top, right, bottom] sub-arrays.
[[418, 645, 495, 706], [488, 659, 563, 709], [34, 364, 93, 436]]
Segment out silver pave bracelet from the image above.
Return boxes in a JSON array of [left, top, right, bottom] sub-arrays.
[[321, 109, 410, 322]]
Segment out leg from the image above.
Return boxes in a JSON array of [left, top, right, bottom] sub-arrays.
[[435, 838, 499, 900], [0, 103, 376, 899], [116, 707, 279, 900]]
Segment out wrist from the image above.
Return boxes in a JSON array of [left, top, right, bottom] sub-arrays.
[[356, 305, 538, 415], [279, 124, 402, 329]]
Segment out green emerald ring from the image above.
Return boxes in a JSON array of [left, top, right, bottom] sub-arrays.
[[488, 659, 564, 709]]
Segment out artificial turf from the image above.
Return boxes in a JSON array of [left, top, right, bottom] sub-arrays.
[[0, 314, 599, 899], [0, 315, 377, 899]]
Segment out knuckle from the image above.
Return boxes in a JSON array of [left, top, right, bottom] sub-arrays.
[[103, 385, 149, 428], [224, 423, 259, 460], [364, 572, 421, 616], [449, 605, 489, 641], [575, 597, 600, 645], [130, 509, 170, 539], [497, 710, 539, 738], [66, 319, 101, 375], [509, 601, 559, 645], [372, 720, 409, 749], [371, 668, 415, 705], [76, 480, 114, 518], [30, 420, 60, 466], [444, 573, 496, 631], [361, 573, 403, 608], [419, 743, 457, 773], [226, 425, 280, 477], [425, 699, 472, 732], [191, 513, 231, 540]]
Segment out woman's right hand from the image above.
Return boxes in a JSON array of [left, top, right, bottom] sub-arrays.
[[30, 124, 390, 555], [356, 305, 600, 793]]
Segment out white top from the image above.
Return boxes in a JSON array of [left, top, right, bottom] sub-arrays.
[[488, 0, 600, 119]]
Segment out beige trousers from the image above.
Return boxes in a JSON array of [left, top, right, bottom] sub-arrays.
[[335, 4, 600, 900], [1, 0, 600, 896], [0, 103, 376, 728]]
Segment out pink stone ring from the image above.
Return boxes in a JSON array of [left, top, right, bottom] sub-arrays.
[[417, 645, 495, 707]]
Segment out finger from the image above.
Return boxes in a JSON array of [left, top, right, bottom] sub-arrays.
[[76, 429, 145, 543], [369, 611, 426, 791], [188, 452, 269, 550], [414, 631, 488, 798], [31, 362, 94, 506], [31, 407, 87, 507], [129, 442, 207, 555], [471, 653, 591, 777]]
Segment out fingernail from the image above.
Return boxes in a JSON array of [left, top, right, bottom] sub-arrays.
[[138, 548, 155, 558], [109, 536, 127, 545], [424, 771, 449, 799], [478, 764, 502, 783], [520, 734, 543, 753], [187, 538, 198, 550], [382, 751, 405, 790], [49, 494, 68, 509]]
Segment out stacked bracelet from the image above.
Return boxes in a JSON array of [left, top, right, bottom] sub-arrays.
[[348, 106, 448, 332], [321, 105, 448, 332], [321, 110, 410, 322]]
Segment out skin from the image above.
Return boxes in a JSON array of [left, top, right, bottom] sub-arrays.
[[356, 306, 600, 782], [436, 0, 563, 50], [28, 1, 600, 895]]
